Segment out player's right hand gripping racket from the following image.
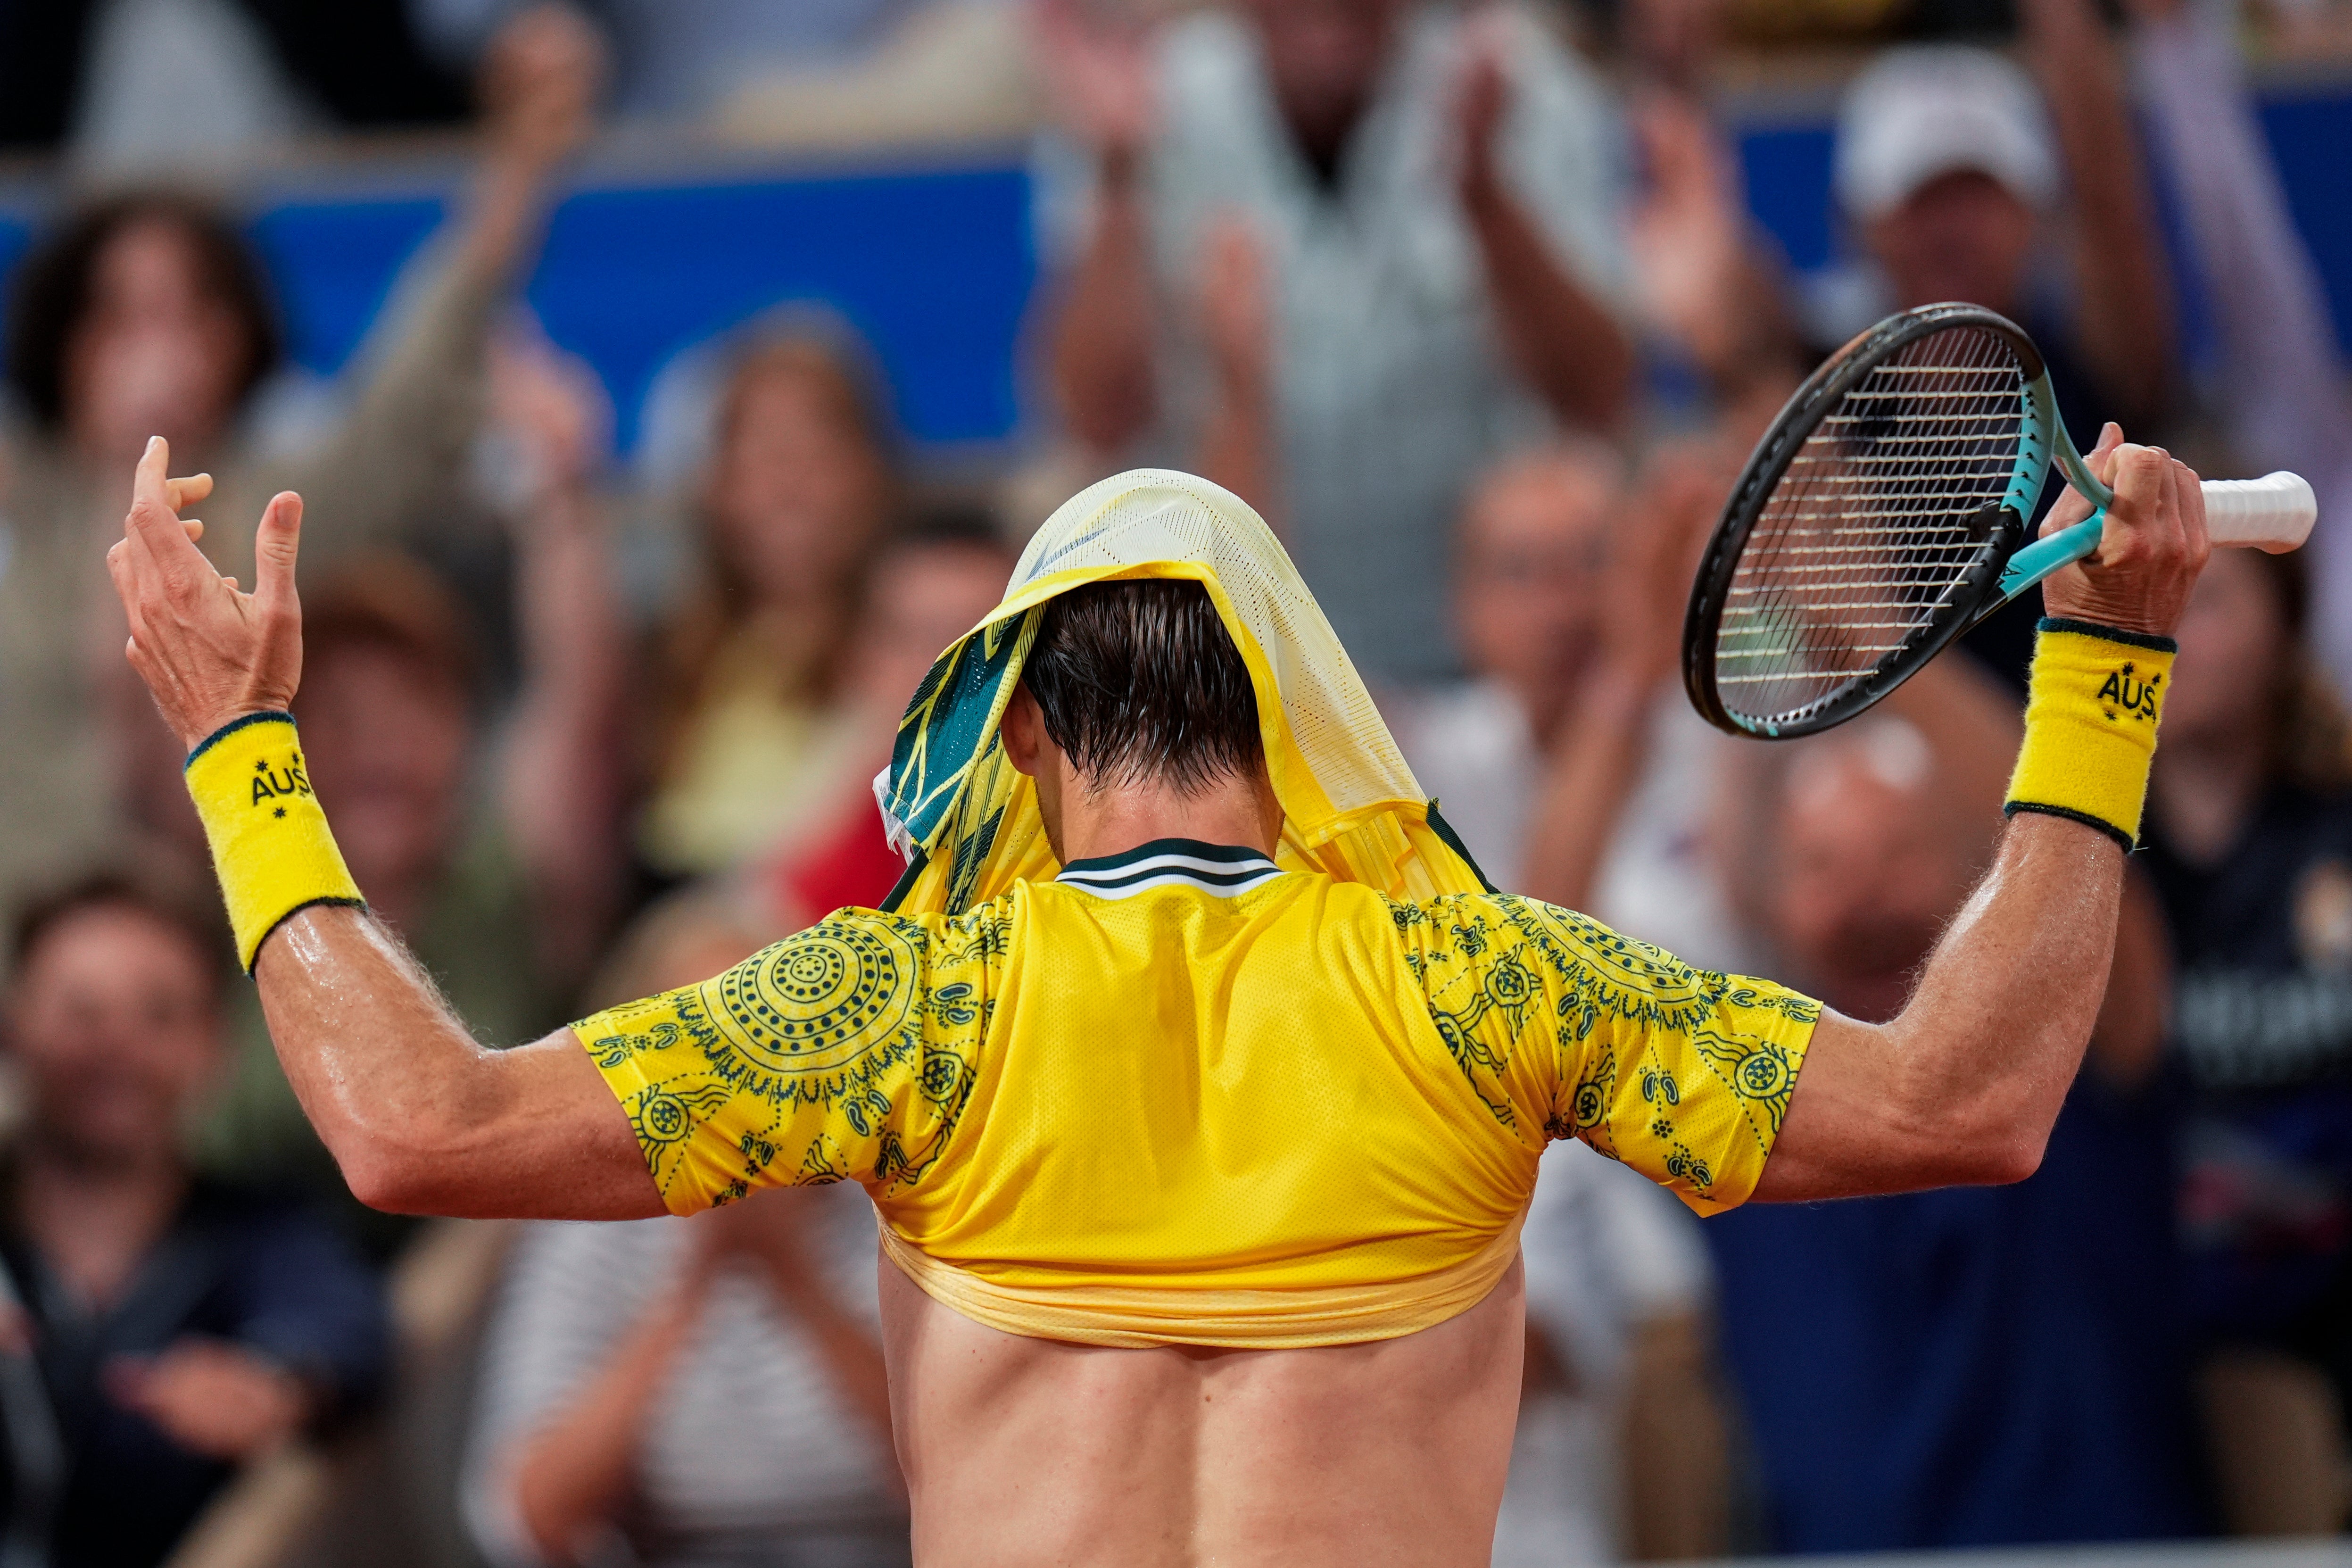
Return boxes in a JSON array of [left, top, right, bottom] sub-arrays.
[[1682, 303, 2317, 739]]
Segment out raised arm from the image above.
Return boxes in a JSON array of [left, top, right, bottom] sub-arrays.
[[1456, 44, 1634, 435], [1037, 0, 1163, 456], [106, 437, 658, 1221], [2021, 0, 2175, 428], [1193, 216, 1283, 530], [1754, 427, 2208, 1201], [254, 905, 657, 1219], [267, 6, 605, 562], [490, 328, 632, 990], [1517, 441, 1722, 910]]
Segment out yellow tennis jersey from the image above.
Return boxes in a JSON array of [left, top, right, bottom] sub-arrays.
[[575, 840, 1819, 1347]]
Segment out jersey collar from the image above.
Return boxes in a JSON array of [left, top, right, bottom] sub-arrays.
[[1055, 839, 1284, 900]]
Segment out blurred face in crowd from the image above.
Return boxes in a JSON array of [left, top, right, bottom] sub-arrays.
[[2164, 548, 2290, 752], [1771, 722, 1972, 1023], [1245, 0, 1403, 162], [64, 216, 251, 467], [295, 641, 472, 913], [848, 539, 1017, 716], [705, 356, 891, 614], [1864, 170, 2038, 318], [1454, 451, 1615, 730], [8, 904, 222, 1168]]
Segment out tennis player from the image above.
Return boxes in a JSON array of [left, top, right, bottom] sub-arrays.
[[108, 427, 2203, 1567]]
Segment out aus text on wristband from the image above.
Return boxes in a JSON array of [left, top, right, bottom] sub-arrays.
[[184, 713, 364, 973], [2003, 617, 2176, 851]]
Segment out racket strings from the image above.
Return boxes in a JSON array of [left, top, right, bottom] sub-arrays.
[[1715, 327, 2022, 725]]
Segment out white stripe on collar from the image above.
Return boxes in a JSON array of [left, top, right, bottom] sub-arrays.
[[1056, 845, 1284, 901]]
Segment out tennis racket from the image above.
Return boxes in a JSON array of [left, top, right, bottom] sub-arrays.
[[1682, 303, 2316, 739]]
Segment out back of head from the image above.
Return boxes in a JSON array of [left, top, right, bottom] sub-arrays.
[[1023, 580, 1264, 795], [882, 467, 1472, 915]]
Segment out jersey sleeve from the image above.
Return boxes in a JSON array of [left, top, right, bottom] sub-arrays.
[[569, 904, 1004, 1215], [1395, 892, 1820, 1216]]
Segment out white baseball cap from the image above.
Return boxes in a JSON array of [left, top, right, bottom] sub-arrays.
[[1834, 45, 2060, 221]]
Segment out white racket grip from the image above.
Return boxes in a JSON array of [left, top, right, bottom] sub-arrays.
[[2201, 471, 2316, 552]]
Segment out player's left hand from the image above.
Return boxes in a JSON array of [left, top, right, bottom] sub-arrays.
[[105, 435, 306, 751]]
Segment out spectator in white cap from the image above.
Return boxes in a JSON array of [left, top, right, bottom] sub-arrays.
[[1834, 0, 2178, 688], [1839, 45, 2056, 300]]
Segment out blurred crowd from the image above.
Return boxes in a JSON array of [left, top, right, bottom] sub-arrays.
[[2, 0, 2352, 1564]]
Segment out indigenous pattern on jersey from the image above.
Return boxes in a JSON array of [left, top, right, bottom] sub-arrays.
[[575, 841, 1819, 1347]]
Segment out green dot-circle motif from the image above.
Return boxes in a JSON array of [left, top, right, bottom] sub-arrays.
[[713, 920, 918, 1075], [640, 1091, 688, 1142], [1736, 1053, 1789, 1098], [1486, 962, 1532, 1006]]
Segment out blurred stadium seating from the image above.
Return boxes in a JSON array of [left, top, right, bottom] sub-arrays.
[[6, 73, 2342, 466]]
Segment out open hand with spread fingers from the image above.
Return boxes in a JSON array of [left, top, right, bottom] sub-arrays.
[[105, 435, 306, 751]]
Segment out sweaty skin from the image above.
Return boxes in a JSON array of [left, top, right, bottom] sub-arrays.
[[106, 429, 2207, 1565], [881, 1257, 1526, 1567]]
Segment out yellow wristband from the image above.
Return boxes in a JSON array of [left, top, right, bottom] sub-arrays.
[[2004, 617, 2177, 850], [184, 713, 364, 973]]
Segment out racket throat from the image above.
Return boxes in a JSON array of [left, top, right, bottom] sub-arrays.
[[1992, 510, 2107, 609]]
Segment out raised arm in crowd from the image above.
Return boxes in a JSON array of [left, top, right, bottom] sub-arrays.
[[0, 2, 603, 916], [1038, 0, 1634, 458]]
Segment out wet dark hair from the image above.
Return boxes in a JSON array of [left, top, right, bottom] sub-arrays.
[[11, 869, 231, 1003], [1021, 580, 1264, 793], [4, 191, 282, 430]]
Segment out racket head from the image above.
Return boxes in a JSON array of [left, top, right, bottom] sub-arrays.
[[1683, 304, 2054, 740]]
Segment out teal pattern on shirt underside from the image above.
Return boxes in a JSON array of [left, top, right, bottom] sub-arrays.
[[880, 608, 1038, 911]]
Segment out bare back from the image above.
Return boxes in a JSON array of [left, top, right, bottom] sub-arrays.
[[879, 1258, 1529, 1567]]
